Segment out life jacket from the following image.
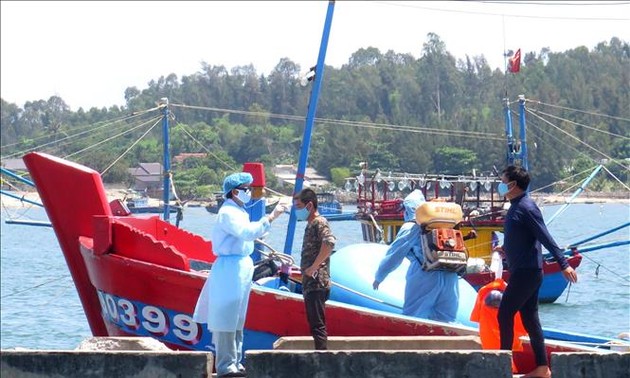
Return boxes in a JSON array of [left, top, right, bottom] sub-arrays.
[[415, 201, 468, 273], [470, 278, 528, 348]]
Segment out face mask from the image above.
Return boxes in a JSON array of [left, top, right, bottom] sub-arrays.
[[497, 182, 512, 197], [236, 188, 251, 204], [243, 198, 262, 210], [295, 206, 310, 221]]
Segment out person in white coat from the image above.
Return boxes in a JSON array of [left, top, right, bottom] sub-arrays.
[[193, 172, 285, 378]]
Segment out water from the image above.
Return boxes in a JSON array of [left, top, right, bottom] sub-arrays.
[[1, 203, 629, 350]]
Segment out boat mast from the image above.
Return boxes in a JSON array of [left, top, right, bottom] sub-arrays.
[[503, 97, 515, 167], [517, 95, 529, 171], [160, 98, 172, 221], [504, 95, 528, 171], [283, 1, 336, 254]]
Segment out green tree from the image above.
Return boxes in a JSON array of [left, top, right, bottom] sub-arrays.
[[433, 147, 478, 175]]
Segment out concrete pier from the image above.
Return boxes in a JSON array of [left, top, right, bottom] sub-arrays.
[[248, 336, 508, 378], [246, 349, 513, 378], [272, 335, 483, 350], [2, 336, 629, 377], [0, 350, 213, 378], [550, 352, 630, 378], [1, 337, 213, 378]]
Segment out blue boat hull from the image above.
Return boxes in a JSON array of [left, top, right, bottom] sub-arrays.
[[321, 243, 618, 347]]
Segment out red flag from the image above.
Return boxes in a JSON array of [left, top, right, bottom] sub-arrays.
[[508, 49, 521, 73]]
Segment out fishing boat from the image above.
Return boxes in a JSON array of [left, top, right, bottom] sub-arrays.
[[349, 168, 586, 303], [315, 192, 357, 221], [124, 191, 178, 214], [316, 192, 343, 215], [4, 2, 628, 376], [346, 97, 628, 304]]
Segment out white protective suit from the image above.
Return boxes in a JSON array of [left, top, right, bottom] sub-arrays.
[[374, 189, 459, 322], [193, 199, 271, 331]]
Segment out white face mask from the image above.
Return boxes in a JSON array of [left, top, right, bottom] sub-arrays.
[[236, 188, 251, 204]]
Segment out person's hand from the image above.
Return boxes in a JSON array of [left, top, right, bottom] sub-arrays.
[[272, 203, 287, 219], [304, 265, 318, 279], [466, 230, 478, 239], [562, 266, 578, 283], [372, 280, 380, 290], [492, 245, 504, 253]]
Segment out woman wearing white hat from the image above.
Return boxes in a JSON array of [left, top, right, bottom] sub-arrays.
[[193, 172, 285, 377]]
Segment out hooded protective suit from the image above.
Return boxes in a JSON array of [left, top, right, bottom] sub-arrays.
[[373, 189, 459, 322], [193, 171, 271, 332]]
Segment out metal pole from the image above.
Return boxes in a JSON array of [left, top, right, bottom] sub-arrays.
[[504, 97, 515, 167], [1, 167, 35, 187], [161, 98, 171, 221], [283, 1, 335, 254], [518, 95, 528, 171], [546, 165, 604, 225]]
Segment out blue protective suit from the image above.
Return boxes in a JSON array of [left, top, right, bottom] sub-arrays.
[[193, 198, 271, 331], [374, 190, 459, 322]]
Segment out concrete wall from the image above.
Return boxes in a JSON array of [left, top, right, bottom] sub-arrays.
[[0, 350, 213, 378], [273, 335, 482, 351], [245, 350, 513, 378], [551, 352, 630, 378]]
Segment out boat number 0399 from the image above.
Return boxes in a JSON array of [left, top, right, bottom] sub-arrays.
[[97, 290, 202, 345]]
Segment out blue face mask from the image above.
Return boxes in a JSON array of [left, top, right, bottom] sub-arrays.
[[295, 206, 310, 221], [497, 182, 512, 197]]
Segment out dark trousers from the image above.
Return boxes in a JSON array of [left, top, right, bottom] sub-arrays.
[[498, 268, 547, 366], [304, 289, 330, 350]]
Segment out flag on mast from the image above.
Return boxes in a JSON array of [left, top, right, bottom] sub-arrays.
[[508, 49, 521, 73]]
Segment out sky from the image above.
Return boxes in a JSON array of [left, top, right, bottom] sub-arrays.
[[1, 1, 628, 111]]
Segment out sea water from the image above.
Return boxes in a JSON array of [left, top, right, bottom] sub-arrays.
[[1, 203, 629, 350]]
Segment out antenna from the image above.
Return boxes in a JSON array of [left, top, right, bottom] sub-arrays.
[[502, 15, 509, 99]]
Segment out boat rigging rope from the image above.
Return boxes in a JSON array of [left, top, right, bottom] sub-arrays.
[[173, 122, 236, 171], [580, 252, 630, 285], [529, 165, 604, 195], [530, 108, 629, 140], [525, 99, 630, 123], [100, 116, 162, 175], [64, 115, 162, 160], [602, 165, 630, 192], [0, 274, 70, 299], [525, 108, 628, 172], [172, 121, 291, 199], [170, 103, 504, 141], [1, 106, 162, 161], [0, 178, 39, 221]]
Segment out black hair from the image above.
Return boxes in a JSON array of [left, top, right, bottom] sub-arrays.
[[501, 165, 530, 190], [294, 188, 318, 210]]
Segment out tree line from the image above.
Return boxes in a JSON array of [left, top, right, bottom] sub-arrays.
[[1, 34, 628, 200]]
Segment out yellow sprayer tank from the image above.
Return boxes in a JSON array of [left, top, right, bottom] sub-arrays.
[[415, 201, 463, 229]]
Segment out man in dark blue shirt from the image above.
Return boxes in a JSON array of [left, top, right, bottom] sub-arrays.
[[494, 165, 578, 378]]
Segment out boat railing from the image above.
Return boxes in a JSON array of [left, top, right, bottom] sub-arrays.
[[352, 173, 505, 222], [114, 216, 214, 264]]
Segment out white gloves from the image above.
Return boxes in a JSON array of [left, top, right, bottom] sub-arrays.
[[272, 203, 287, 219]]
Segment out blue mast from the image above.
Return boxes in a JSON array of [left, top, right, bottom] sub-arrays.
[[517, 95, 529, 171], [504, 97, 515, 166], [283, 1, 335, 254], [504, 95, 528, 171], [160, 98, 172, 221]]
